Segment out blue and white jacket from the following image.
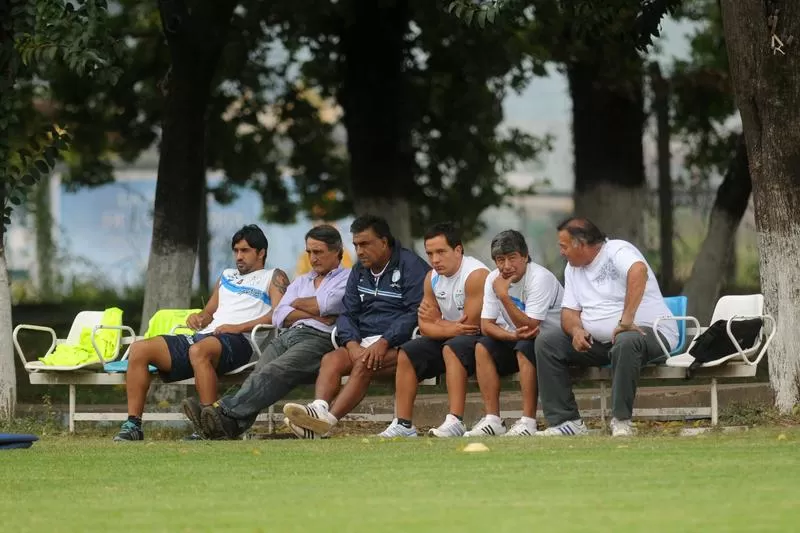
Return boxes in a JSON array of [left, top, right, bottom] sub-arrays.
[[336, 243, 430, 347]]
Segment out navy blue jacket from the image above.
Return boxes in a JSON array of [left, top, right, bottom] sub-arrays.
[[336, 243, 430, 347]]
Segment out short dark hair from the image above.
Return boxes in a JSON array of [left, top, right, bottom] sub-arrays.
[[556, 217, 606, 245], [232, 224, 268, 264], [350, 214, 395, 247], [423, 222, 463, 250], [306, 224, 344, 260], [490, 230, 531, 263]]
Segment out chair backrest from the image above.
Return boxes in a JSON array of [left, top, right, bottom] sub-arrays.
[[66, 311, 106, 345], [663, 295, 688, 355], [710, 294, 764, 323]]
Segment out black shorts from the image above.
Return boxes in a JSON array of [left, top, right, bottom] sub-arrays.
[[160, 333, 254, 383], [399, 335, 481, 380], [466, 336, 536, 377]]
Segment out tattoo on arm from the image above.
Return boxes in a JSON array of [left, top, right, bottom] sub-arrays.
[[272, 269, 290, 295]]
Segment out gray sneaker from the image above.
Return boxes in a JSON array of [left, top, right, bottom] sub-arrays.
[[113, 420, 144, 441]]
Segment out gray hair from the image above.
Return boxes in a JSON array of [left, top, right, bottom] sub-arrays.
[[490, 230, 532, 263]]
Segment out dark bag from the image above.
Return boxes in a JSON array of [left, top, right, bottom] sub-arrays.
[[685, 318, 763, 379]]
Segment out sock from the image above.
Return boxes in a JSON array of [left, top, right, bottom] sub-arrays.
[[127, 415, 142, 427], [311, 399, 329, 411], [449, 413, 463, 422], [397, 418, 413, 429], [486, 414, 502, 426], [520, 416, 537, 427]]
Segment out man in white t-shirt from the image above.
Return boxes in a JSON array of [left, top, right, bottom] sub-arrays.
[[535, 217, 678, 437], [465, 230, 564, 437], [113, 225, 289, 442]]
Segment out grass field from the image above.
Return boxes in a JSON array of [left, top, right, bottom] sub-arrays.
[[2, 428, 799, 532]]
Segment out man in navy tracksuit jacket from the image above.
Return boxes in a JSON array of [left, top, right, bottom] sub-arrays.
[[283, 215, 430, 437]]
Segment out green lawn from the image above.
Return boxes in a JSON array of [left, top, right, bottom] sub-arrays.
[[2, 428, 799, 532]]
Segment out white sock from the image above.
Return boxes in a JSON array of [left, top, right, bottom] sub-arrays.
[[311, 399, 329, 411], [486, 414, 502, 425], [520, 416, 537, 428]]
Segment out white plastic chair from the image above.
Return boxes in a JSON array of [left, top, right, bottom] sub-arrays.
[[13, 311, 136, 372], [653, 294, 776, 369]]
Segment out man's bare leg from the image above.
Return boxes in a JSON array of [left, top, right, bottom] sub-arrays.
[[474, 343, 501, 416], [442, 345, 468, 418], [517, 352, 538, 418], [314, 347, 353, 403], [330, 349, 399, 419], [188, 337, 224, 405], [125, 338, 173, 417], [394, 350, 418, 421]]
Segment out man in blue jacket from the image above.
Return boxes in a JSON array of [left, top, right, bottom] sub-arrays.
[[283, 215, 430, 438]]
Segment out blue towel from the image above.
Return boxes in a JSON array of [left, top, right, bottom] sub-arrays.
[[0, 433, 39, 450], [104, 360, 158, 373]]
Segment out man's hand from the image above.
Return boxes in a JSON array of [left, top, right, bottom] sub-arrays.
[[346, 341, 365, 361], [612, 323, 646, 343], [571, 327, 593, 352], [515, 325, 540, 340], [417, 300, 440, 324], [452, 315, 480, 336], [492, 274, 513, 298], [186, 312, 209, 331], [214, 324, 243, 335], [362, 338, 390, 371], [319, 315, 338, 326]]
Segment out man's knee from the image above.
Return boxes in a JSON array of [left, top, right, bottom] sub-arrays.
[[350, 358, 373, 379], [320, 348, 350, 374], [610, 332, 647, 362], [534, 328, 568, 360], [474, 342, 491, 361], [129, 340, 158, 364], [188, 343, 214, 366]]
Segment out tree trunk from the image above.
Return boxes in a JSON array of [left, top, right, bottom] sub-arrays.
[[0, 232, 16, 421], [568, 58, 646, 246], [651, 63, 674, 293], [720, 0, 800, 411], [34, 174, 55, 298], [197, 185, 210, 295], [339, 0, 414, 247], [682, 137, 751, 323], [141, 1, 236, 331]]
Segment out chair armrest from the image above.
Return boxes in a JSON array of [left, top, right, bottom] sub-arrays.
[[169, 324, 195, 335], [726, 314, 776, 365], [330, 326, 339, 350], [12, 324, 57, 367], [412, 326, 421, 340], [92, 325, 138, 364], [251, 324, 276, 338], [652, 315, 701, 358]]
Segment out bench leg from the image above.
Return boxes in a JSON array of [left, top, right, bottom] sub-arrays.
[[710, 377, 719, 426], [599, 381, 607, 424], [268, 405, 274, 434], [69, 385, 76, 433]]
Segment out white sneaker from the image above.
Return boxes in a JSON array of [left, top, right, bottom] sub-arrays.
[[378, 419, 418, 438], [283, 417, 321, 439], [283, 401, 337, 435], [464, 416, 506, 437], [535, 419, 588, 437], [505, 418, 538, 436], [610, 418, 634, 437], [428, 414, 466, 438]]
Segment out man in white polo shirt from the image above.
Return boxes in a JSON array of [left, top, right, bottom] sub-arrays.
[[534, 217, 678, 437]]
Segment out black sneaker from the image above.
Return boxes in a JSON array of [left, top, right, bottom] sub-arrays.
[[113, 420, 144, 441], [181, 397, 204, 436], [200, 402, 241, 439]]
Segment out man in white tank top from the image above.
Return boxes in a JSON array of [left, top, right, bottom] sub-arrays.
[[535, 217, 677, 438], [463, 230, 564, 438], [114, 225, 289, 442], [378, 222, 489, 438]]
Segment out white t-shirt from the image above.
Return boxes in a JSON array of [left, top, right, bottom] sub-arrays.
[[562, 239, 678, 348], [202, 268, 275, 333], [481, 262, 564, 333], [431, 256, 489, 322]]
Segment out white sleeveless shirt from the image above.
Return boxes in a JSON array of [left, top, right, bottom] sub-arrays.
[[431, 256, 489, 321], [201, 268, 275, 333]]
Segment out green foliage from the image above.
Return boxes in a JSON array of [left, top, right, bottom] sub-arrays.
[[0, 0, 121, 232]]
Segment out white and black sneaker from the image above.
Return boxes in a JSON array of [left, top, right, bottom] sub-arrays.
[[428, 414, 466, 438], [464, 416, 507, 437], [378, 419, 418, 438], [505, 417, 538, 436], [610, 418, 634, 437], [283, 417, 322, 439], [283, 401, 337, 435], [535, 419, 588, 437]]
